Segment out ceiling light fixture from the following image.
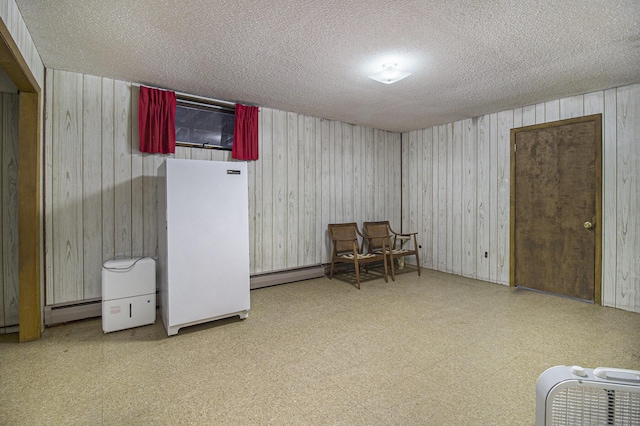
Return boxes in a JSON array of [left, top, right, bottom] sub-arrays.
[[368, 63, 411, 84]]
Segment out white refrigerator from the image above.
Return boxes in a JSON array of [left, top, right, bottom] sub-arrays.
[[157, 158, 250, 336]]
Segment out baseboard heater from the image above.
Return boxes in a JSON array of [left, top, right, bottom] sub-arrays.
[[44, 297, 102, 326], [44, 266, 326, 325], [250, 265, 325, 289]]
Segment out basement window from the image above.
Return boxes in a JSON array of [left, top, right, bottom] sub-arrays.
[[175, 97, 235, 150]]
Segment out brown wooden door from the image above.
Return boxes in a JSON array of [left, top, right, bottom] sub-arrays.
[[510, 115, 601, 302]]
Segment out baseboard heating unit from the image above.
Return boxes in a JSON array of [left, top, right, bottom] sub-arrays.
[[535, 365, 640, 425], [250, 265, 325, 289], [44, 266, 326, 326], [44, 298, 102, 326]]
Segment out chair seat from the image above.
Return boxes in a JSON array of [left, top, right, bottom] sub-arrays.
[[339, 253, 378, 260], [372, 248, 410, 255], [391, 249, 410, 255]]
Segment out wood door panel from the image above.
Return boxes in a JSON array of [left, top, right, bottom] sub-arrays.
[[512, 117, 599, 301]]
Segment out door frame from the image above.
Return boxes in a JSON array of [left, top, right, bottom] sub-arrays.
[[509, 114, 602, 304], [0, 19, 42, 341]]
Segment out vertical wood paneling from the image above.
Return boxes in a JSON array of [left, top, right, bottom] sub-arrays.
[[406, 131, 417, 235], [248, 113, 260, 272], [545, 100, 560, 122], [445, 124, 454, 273], [143, 153, 162, 259], [320, 118, 331, 261], [130, 86, 144, 258], [513, 107, 523, 129], [375, 130, 384, 220], [342, 123, 353, 221], [363, 127, 374, 222], [45, 70, 402, 304], [431, 127, 440, 270], [391, 133, 402, 226], [382, 131, 398, 220], [488, 113, 499, 282], [522, 105, 536, 127], [252, 110, 265, 272], [114, 80, 132, 257], [1, 93, 19, 327], [535, 103, 546, 124], [327, 121, 337, 224], [584, 91, 604, 116], [462, 118, 477, 278], [43, 68, 639, 313], [476, 115, 490, 280], [560, 95, 584, 120], [406, 130, 418, 261], [81, 75, 103, 299], [44, 68, 54, 305], [401, 132, 409, 231], [286, 112, 298, 268], [437, 124, 448, 272], [354, 126, 364, 222], [615, 85, 639, 311], [421, 129, 433, 268], [296, 116, 305, 266], [452, 121, 462, 274], [335, 123, 345, 221], [52, 70, 84, 303], [378, 130, 388, 220], [261, 109, 274, 271], [398, 85, 637, 312], [272, 109, 287, 270], [602, 89, 617, 306], [101, 78, 115, 263], [303, 116, 316, 265], [496, 110, 512, 284], [314, 117, 323, 263]]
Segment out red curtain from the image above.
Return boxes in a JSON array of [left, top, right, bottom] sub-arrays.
[[138, 86, 176, 154], [232, 104, 259, 161]]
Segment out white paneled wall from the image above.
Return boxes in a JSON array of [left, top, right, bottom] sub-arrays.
[[44, 69, 401, 305], [250, 111, 401, 273], [41, 68, 640, 313], [0, 92, 18, 331], [0, 0, 45, 89], [402, 84, 640, 313]]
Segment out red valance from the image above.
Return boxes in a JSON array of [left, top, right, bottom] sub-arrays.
[[232, 104, 259, 161], [138, 86, 176, 154]]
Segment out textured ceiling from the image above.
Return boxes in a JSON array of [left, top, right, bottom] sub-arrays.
[[15, 0, 640, 132]]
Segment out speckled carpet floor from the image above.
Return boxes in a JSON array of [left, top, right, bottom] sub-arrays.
[[2, 268, 639, 425]]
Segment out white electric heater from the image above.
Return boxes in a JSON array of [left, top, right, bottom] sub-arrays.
[[535, 365, 640, 425]]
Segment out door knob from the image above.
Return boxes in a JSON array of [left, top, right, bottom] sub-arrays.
[[583, 221, 593, 229]]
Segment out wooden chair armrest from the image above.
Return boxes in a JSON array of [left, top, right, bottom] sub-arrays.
[[394, 231, 417, 237]]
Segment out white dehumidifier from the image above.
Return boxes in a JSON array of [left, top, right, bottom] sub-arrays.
[[102, 257, 156, 333]]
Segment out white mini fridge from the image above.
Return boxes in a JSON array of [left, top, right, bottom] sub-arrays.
[[157, 159, 250, 336], [102, 257, 156, 333]]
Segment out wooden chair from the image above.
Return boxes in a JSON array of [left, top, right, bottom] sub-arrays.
[[363, 221, 421, 280], [328, 223, 388, 289]]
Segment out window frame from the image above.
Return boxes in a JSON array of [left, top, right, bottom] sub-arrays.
[[175, 95, 236, 151]]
